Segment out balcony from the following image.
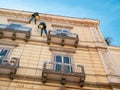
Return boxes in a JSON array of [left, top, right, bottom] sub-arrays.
[[0, 57, 20, 80], [0, 24, 31, 42], [42, 62, 85, 87], [47, 30, 79, 47]]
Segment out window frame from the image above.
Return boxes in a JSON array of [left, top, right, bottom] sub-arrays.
[[52, 52, 74, 73]]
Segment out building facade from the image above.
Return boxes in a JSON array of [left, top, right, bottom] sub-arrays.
[[0, 8, 120, 90]]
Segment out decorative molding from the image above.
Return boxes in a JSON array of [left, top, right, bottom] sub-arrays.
[[8, 18, 28, 23], [89, 27, 102, 42], [108, 46, 120, 51], [108, 75, 120, 84], [49, 46, 76, 53], [98, 49, 116, 75], [51, 24, 73, 29], [0, 40, 18, 47], [0, 8, 99, 27], [89, 27, 106, 48], [98, 49, 120, 88], [40, 16, 99, 27]]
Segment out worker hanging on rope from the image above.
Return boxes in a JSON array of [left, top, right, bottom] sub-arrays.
[[38, 22, 47, 36], [28, 12, 40, 24]]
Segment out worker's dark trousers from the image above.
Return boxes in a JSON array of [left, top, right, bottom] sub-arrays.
[[41, 29, 47, 36], [28, 16, 37, 24]]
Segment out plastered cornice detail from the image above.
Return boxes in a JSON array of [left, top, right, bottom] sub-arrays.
[[0, 9, 99, 27]]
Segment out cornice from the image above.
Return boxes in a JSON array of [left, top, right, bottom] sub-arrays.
[[0, 8, 99, 27], [49, 46, 76, 53], [0, 40, 18, 47], [51, 24, 73, 29], [108, 46, 120, 51]]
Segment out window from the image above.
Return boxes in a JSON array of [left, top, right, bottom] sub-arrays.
[[55, 29, 70, 37], [0, 48, 10, 63], [54, 54, 72, 73]]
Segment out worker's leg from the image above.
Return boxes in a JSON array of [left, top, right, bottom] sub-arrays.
[[28, 16, 34, 23], [44, 29, 47, 36], [34, 18, 37, 24], [41, 29, 43, 36]]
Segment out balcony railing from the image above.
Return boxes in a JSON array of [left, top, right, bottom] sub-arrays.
[[47, 30, 79, 47], [0, 24, 31, 42], [42, 62, 85, 87], [0, 57, 20, 80]]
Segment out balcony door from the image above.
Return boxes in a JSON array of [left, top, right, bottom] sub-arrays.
[[54, 55, 72, 73]]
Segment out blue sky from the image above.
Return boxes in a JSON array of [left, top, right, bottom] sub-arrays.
[[0, 0, 120, 46]]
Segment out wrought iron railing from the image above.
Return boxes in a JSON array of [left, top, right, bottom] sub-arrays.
[[42, 61, 85, 87]]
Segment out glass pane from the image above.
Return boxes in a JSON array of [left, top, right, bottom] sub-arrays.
[[55, 64, 61, 72], [64, 56, 70, 64], [55, 55, 62, 62], [0, 49, 8, 55], [63, 56, 72, 73], [0, 49, 8, 63], [54, 55, 62, 72]]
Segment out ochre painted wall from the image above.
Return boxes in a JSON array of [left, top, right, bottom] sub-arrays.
[[0, 8, 119, 90]]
